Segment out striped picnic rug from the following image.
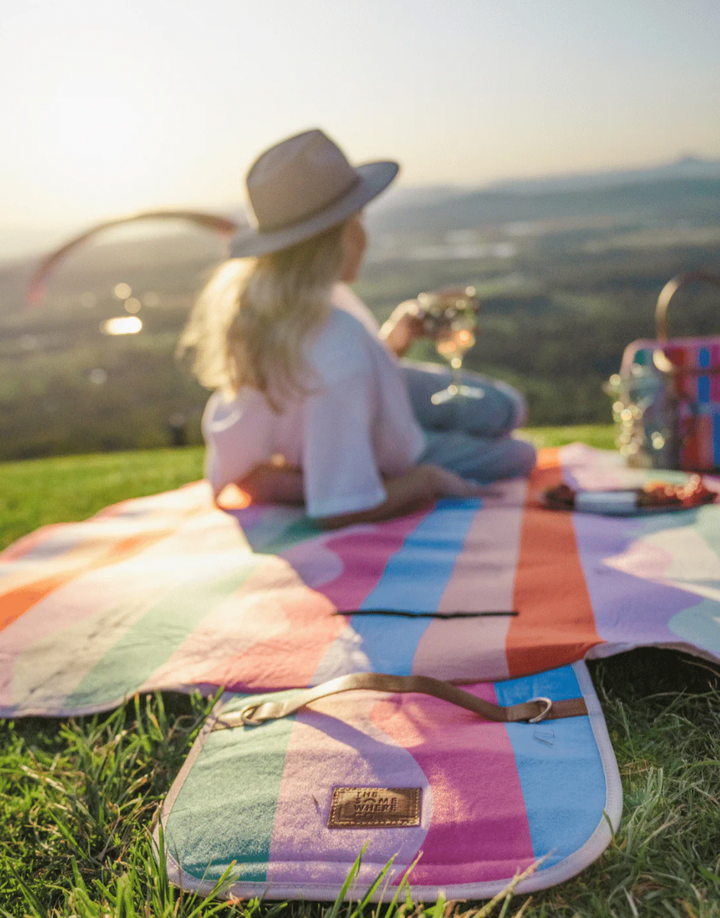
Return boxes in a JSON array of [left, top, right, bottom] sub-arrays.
[[1, 444, 719, 717], [158, 660, 622, 902]]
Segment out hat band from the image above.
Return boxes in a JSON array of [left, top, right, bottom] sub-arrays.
[[254, 173, 362, 234]]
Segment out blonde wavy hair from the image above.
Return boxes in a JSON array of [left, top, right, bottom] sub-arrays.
[[179, 220, 347, 411]]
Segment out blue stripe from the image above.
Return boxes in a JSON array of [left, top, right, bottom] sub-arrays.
[[347, 616, 430, 674], [351, 499, 481, 674], [494, 666, 606, 869], [698, 348, 711, 403]]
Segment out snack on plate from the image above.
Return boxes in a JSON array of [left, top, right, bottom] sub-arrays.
[[637, 476, 717, 508], [542, 475, 717, 515]]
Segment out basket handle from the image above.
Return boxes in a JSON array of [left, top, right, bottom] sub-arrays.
[[655, 271, 720, 340]]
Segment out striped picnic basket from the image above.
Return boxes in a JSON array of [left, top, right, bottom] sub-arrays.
[[609, 271, 720, 471]]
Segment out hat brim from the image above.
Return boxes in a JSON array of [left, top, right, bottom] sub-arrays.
[[228, 160, 399, 259]]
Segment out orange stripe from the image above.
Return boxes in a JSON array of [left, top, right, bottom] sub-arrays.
[[0, 530, 175, 633], [0, 535, 126, 599], [507, 447, 602, 677], [0, 490, 212, 633]]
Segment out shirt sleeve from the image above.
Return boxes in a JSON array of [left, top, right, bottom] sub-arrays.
[[302, 371, 387, 518], [202, 392, 272, 498]]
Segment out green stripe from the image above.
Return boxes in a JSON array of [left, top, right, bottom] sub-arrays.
[[695, 504, 720, 561], [263, 517, 323, 554], [64, 559, 263, 707], [166, 694, 297, 884]]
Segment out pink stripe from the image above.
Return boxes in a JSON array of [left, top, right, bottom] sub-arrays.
[[315, 508, 433, 611], [413, 480, 527, 682], [0, 524, 67, 563], [186, 582, 345, 694], [0, 510, 246, 706], [267, 696, 429, 887], [370, 685, 535, 885], [139, 558, 333, 694]]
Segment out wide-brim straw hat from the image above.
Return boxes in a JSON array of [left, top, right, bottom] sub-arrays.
[[229, 129, 399, 258]]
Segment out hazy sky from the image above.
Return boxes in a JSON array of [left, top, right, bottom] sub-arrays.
[[2, 0, 720, 248]]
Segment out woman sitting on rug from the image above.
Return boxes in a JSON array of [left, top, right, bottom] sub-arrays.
[[180, 129, 535, 528]]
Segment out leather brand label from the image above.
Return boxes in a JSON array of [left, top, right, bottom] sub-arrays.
[[328, 787, 422, 829]]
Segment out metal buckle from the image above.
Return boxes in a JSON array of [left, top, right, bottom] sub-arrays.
[[526, 697, 553, 723]]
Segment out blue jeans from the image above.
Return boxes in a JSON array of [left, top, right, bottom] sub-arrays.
[[402, 361, 536, 483]]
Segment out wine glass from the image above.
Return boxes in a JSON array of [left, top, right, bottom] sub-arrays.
[[416, 287, 484, 405]]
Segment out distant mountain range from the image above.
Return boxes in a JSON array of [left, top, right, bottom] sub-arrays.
[[366, 156, 720, 237], [372, 155, 720, 209], [486, 155, 720, 193], [2, 156, 720, 266]]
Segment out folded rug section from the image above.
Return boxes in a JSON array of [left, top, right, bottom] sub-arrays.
[[1, 446, 719, 717], [158, 661, 621, 902]]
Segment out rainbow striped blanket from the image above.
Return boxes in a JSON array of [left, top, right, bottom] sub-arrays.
[[3, 443, 720, 899], [158, 662, 621, 902], [1, 444, 719, 718]]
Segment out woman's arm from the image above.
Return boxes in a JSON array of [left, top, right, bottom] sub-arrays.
[[239, 463, 304, 504], [313, 465, 484, 530]]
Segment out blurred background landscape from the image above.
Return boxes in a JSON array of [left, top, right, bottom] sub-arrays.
[[2, 1, 719, 461], [2, 155, 720, 460]]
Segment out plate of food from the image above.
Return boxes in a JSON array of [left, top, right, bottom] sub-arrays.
[[541, 475, 717, 515]]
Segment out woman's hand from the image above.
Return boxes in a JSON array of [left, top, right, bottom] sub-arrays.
[[379, 288, 480, 358], [379, 300, 426, 357]]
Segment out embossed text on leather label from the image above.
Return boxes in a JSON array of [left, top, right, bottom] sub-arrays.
[[328, 787, 421, 829]]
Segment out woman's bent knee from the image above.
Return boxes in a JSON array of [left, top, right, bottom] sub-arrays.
[[476, 436, 536, 482], [506, 437, 536, 478]]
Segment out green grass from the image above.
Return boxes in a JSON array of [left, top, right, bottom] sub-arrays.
[[0, 447, 205, 552], [521, 425, 617, 452], [1, 428, 719, 917]]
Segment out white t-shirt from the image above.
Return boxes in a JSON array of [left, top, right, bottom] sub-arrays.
[[202, 284, 426, 518]]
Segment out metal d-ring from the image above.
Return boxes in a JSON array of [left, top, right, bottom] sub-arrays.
[[526, 697, 553, 723]]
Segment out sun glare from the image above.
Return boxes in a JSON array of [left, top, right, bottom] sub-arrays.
[[101, 316, 143, 336]]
